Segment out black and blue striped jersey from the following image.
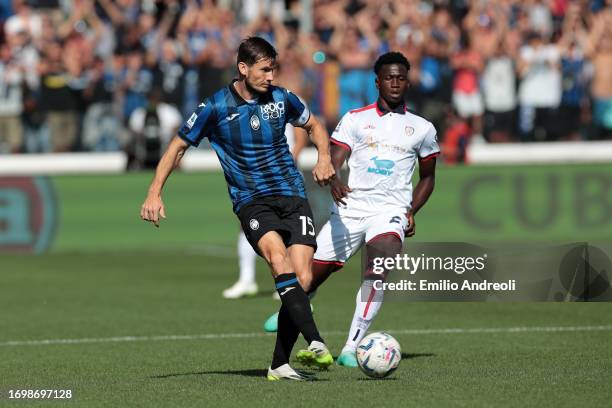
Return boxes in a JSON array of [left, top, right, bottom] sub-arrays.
[[178, 82, 310, 213]]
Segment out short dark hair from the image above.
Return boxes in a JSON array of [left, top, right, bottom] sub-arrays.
[[237, 37, 278, 66], [374, 52, 411, 75]]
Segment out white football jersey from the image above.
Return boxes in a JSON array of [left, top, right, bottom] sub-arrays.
[[330, 102, 439, 217]]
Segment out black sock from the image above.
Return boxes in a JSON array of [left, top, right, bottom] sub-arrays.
[[274, 273, 324, 345], [270, 305, 300, 369]]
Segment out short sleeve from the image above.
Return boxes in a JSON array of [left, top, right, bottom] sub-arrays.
[[330, 112, 356, 152], [178, 100, 216, 147], [418, 124, 440, 161], [285, 90, 311, 127]]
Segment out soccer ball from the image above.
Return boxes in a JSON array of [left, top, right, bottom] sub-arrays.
[[356, 332, 401, 378]]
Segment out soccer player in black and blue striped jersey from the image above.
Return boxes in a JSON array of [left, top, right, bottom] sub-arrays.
[[140, 37, 335, 380]]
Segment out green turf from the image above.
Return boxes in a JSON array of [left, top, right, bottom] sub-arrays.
[[1, 253, 611, 407], [1, 164, 612, 406], [49, 163, 612, 253]]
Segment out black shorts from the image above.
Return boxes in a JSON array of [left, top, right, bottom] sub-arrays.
[[237, 195, 317, 255]]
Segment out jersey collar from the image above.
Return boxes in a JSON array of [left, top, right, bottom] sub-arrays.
[[229, 80, 250, 106], [376, 99, 407, 116]]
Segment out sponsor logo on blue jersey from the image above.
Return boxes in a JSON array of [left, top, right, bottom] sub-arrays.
[[260, 101, 285, 120]]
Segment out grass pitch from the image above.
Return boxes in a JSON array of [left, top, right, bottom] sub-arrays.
[[2, 254, 611, 407], [1, 165, 611, 407]]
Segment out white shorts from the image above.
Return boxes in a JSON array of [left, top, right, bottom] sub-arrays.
[[314, 211, 409, 265]]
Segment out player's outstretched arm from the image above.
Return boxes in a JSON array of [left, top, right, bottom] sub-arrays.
[[329, 144, 352, 205], [291, 126, 308, 161], [140, 136, 190, 227], [406, 157, 437, 237], [301, 115, 335, 186]]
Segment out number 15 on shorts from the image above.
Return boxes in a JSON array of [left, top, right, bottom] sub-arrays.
[[300, 216, 315, 236]]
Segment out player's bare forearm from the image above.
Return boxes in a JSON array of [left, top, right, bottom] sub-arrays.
[[301, 115, 335, 185], [147, 136, 189, 196], [411, 157, 437, 215], [329, 144, 351, 205], [404, 157, 436, 237], [331, 144, 348, 173], [412, 177, 435, 215], [140, 136, 189, 227], [291, 126, 308, 161], [303, 115, 331, 160]]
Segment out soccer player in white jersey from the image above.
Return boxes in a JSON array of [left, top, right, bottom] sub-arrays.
[[262, 51, 439, 368], [320, 51, 439, 366]]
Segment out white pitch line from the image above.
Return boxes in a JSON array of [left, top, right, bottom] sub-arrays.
[[1, 325, 611, 347]]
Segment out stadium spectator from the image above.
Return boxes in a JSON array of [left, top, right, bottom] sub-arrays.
[[4, 4, 38, 82], [442, 106, 471, 164], [585, 7, 612, 139], [150, 38, 186, 109], [329, 12, 380, 115], [0, 0, 14, 23], [177, 2, 237, 107], [557, 2, 590, 140], [38, 39, 81, 152], [0, 43, 24, 152], [82, 56, 125, 151], [128, 87, 181, 168], [528, 0, 554, 38], [481, 27, 518, 142], [119, 47, 152, 122], [393, 4, 452, 134], [1, 0, 611, 155], [4, 0, 42, 41], [451, 34, 484, 140], [517, 31, 562, 141]]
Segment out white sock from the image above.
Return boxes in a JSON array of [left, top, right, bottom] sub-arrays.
[[342, 280, 384, 353], [238, 232, 256, 284]]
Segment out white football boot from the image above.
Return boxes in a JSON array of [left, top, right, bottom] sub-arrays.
[[267, 364, 316, 381]]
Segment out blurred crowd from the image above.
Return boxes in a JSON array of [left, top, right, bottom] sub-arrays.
[[0, 0, 611, 163]]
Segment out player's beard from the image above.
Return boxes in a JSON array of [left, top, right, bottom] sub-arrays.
[[245, 77, 268, 96]]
